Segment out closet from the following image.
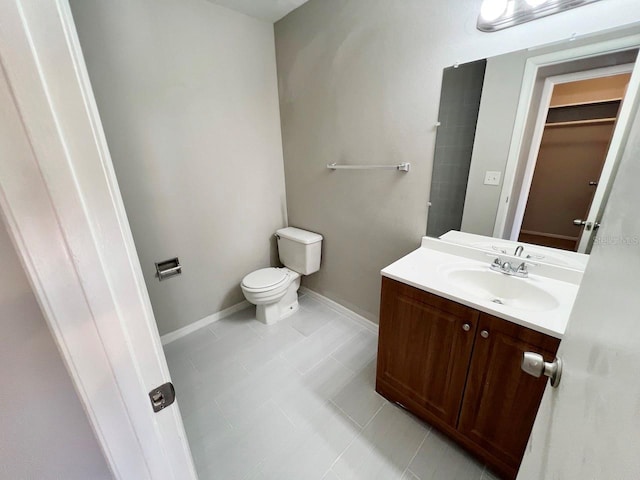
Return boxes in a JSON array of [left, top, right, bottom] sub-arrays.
[[519, 73, 630, 251]]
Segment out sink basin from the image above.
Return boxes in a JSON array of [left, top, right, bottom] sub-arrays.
[[444, 268, 560, 312]]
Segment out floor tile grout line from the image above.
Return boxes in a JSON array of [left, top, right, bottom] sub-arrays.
[[212, 397, 234, 431], [328, 398, 368, 430], [327, 467, 345, 480], [324, 323, 367, 360], [328, 353, 359, 376], [207, 325, 220, 340], [326, 400, 387, 473], [281, 321, 362, 376], [407, 468, 421, 480], [400, 427, 431, 480], [276, 403, 298, 429]]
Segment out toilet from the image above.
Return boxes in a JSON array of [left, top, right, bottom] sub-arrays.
[[241, 227, 323, 325]]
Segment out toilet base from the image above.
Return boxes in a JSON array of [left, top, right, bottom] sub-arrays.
[[255, 275, 301, 325]]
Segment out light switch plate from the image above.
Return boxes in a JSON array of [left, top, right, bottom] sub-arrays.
[[484, 171, 502, 186]]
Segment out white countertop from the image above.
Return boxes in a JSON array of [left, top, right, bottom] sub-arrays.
[[381, 237, 581, 338]]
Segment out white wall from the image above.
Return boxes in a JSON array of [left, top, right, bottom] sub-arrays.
[[0, 221, 111, 479], [70, 0, 287, 335], [275, 0, 640, 321]]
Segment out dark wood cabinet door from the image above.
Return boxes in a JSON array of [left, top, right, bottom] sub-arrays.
[[458, 313, 561, 472], [376, 278, 479, 427]]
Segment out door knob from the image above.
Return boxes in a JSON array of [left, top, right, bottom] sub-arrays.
[[521, 352, 562, 388], [573, 219, 598, 231]]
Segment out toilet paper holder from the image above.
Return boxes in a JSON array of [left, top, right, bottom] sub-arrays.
[[155, 257, 182, 281]]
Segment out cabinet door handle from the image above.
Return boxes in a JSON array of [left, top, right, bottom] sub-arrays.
[[480, 330, 489, 339], [462, 323, 471, 332]]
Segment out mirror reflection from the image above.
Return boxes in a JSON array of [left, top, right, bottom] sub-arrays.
[[428, 37, 639, 258]]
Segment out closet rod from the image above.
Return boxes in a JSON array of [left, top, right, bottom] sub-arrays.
[[545, 117, 616, 127]]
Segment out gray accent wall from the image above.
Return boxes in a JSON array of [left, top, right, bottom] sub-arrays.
[[275, 0, 640, 322], [427, 60, 486, 238], [70, 0, 287, 335], [0, 221, 111, 479]]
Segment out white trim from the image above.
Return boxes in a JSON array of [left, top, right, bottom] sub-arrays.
[[493, 33, 640, 238], [161, 300, 250, 345], [299, 287, 379, 334], [508, 77, 556, 240], [546, 63, 635, 88]]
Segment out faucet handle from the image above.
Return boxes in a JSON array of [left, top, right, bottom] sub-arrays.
[[516, 260, 539, 272], [486, 254, 502, 266]]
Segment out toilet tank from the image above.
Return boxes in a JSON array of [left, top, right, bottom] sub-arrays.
[[276, 227, 323, 275]]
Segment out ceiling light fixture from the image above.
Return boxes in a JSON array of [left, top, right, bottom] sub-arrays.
[[480, 0, 509, 21], [525, 0, 549, 6], [477, 0, 602, 32]]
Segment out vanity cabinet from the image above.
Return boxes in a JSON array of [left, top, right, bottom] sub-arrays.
[[376, 277, 560, 480]]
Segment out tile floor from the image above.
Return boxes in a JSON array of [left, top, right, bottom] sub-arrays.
[[164, 293, 499, 480]]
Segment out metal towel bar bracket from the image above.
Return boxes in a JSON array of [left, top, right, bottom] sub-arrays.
[[327, 162, 410, 172]]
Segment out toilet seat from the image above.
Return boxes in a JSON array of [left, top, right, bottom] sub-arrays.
[[241, 267, 289, 292]]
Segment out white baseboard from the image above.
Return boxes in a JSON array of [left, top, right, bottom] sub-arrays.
[[299, 287, 379, 334], [160, 300, 250, 345]]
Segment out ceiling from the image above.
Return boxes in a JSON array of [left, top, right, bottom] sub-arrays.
[[206, 0, 311, 22]]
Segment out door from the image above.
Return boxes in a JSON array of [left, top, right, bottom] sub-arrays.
[[518, 119, 616, 251], [458, 314, 560, 477], [376, 278, 478, 427], [517, 86, 640, 479], [0, 1, 196, 478]]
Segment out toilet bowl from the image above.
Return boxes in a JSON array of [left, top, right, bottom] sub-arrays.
[[241, 267, 301, 325], [241, 227, 322, 325]]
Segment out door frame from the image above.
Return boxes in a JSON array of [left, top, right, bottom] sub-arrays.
[[492, 33, 640, 240], [0, 1, 196, 478], [509, 64, 635, 248]]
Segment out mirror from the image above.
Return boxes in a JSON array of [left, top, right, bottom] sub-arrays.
[[427, 29, 640, 259]]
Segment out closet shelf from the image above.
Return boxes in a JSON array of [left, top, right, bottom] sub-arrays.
[[549, 97, 623, 109]]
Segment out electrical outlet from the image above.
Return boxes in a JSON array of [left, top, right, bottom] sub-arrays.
[[484, 171, 502, 186]]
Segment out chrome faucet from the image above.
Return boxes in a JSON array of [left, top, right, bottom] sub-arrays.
[[514, 245, 524, 257], [490, 256, 534, 278]]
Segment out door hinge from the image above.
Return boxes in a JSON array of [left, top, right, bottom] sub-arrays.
[[149, 382, 176, 413]]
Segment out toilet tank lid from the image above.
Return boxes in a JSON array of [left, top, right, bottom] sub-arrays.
[[276, 227, 323, 245]]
